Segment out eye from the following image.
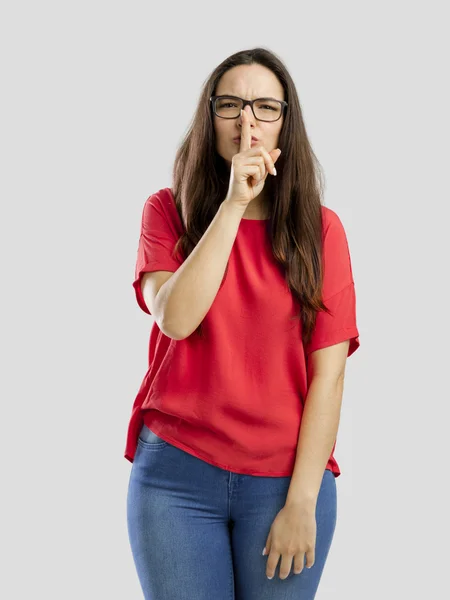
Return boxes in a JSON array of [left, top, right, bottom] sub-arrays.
[[218, 101, 238, 108]]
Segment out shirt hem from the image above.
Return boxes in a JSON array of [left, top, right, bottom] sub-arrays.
[[125, 416, 341, 478]]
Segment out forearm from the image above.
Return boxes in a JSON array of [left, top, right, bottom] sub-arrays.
[[285, 375, 344, 508], [157, 200, 245, 340]]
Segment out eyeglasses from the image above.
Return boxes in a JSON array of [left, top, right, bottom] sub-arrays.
[[210, 95, 287, 123]]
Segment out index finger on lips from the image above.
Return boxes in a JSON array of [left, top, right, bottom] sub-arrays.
[[239, 109, 252, 153]]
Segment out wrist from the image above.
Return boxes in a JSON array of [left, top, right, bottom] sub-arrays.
[[220, 199, 247, 219]]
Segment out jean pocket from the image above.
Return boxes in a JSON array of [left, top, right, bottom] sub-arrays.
[[138, 424, 169, 447]]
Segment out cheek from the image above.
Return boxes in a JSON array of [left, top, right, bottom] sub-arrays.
[[272, 125, 283, 147], [215, 120, 230, 138], [214, 125, 232, 151]]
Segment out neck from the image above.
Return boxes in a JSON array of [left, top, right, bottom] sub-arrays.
[[243, 196, 270, 219], [249, 180, 272, 218]]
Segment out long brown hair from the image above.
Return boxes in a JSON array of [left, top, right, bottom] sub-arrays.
[[171, 47, 331, 347]]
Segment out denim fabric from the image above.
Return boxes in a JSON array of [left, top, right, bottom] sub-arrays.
[[127, 424, 337, 599]]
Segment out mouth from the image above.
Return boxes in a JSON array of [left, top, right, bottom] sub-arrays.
[[233, 136, 259, 143]]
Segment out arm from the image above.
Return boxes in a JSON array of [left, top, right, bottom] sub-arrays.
[[285, 339, 350, 508], [154, 200, 245, 340]]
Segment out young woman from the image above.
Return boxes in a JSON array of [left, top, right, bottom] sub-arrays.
[[125, 47, 360, 600]]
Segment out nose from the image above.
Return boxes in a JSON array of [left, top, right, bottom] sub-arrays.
[[239, 105, 255, 127]]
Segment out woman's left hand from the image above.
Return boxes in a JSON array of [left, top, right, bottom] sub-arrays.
[[263, 503, 317, 580]]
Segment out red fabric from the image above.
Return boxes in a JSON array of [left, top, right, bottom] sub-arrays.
[[124, 188, 360, 477]]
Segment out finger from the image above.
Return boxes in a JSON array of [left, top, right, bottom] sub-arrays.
[[257, 145, 277, 176], [239, 108, 252, 153], [293, 552, 307, 575], [305, 549, 315, 569], [266, 551, 281, 580], [255, 159, 266, 185], [278, 554, 294, 580], [240, 155, 266, 184], [243, 165, 263, 186]]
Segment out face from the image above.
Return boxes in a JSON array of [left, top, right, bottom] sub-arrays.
[[213, 64, 285, 167]]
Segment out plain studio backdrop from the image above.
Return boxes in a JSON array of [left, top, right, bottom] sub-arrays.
[[1, 1, 448, 598]]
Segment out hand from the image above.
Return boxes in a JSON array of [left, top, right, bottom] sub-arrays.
[[263, 504, 316, 580], [224, 107, 281, 212]]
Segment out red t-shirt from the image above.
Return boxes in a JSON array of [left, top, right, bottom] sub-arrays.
[[124, 187, 360, 477]]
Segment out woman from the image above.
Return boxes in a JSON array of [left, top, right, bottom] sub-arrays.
[[126, 47, 360, 599]]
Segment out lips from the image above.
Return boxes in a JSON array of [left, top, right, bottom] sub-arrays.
[[233, 136, 259, 142]]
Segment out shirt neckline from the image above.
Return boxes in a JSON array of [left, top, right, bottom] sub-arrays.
[[240, 216, 270, 222]]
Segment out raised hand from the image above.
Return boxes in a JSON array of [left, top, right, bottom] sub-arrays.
[[224, 108, 281, 212]]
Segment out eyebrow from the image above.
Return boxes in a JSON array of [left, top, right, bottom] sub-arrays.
[[218, 94, 281, 101]]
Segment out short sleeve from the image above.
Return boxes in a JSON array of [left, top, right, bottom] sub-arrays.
[[132, 192, 184, 314], [305, 209, 360, 358]]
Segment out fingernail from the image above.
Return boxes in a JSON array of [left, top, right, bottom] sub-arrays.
[[272, 167, 277, 176], [262, 547, 266, 556], [267, 575, 273, 580]]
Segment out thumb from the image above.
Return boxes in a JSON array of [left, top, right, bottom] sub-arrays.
[[262, 531, 272, 556], [270, 148, 282, 163]]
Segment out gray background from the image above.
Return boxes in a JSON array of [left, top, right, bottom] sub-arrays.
[[1, 0, 449, 598]]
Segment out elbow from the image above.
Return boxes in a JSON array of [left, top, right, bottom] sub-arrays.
[[153, 293, 193, 341], [158, 316, 189, 341], [152, 296, 186, 340]]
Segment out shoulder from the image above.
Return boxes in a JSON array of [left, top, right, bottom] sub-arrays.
[[143, 188, 183, 231], [320, 205, 345, 233], [320, 205, 350, 248], [145, 187, 175, 212]]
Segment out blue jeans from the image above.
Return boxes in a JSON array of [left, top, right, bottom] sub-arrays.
[[127, 423, 337, 600]]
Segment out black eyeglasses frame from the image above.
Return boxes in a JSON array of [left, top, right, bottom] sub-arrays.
[[210, 95, 288, 122]]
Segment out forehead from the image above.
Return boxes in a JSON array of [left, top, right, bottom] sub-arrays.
[[216, 64, 284, 100]]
